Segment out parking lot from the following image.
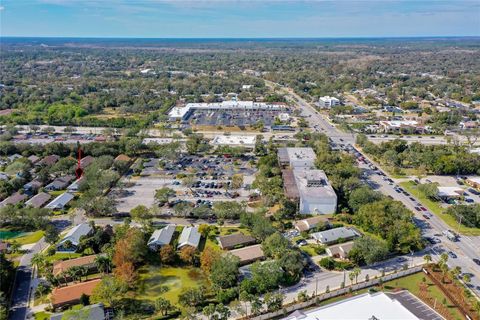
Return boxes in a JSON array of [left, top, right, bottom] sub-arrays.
[[112, 155, 257, 215], [185, 108, 292, 127]]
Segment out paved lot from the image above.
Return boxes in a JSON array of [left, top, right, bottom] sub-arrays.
[[186, 109, 291, 127], [386, 291, 444, 320]]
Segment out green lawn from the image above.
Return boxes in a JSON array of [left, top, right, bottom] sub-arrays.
[[34, 311, 51, 320], [45, 252, 82, 263], [400, 181, 480, 236], [383, 272, 464, 320], [300, 244, 325, 257], [136, 266, 208, 306], [12, 231, 44, 245]]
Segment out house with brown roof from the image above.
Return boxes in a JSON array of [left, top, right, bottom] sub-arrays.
[[52, 254, 98, 277], [38, 155, 60, 166], [80, 156, 94, 168], [25, 192, 51, 208], [294, 216, 331, 232], [325, 241, 354, 259], [28, 155, 41, 164], [114, 154, 131, 163], [51, 279, 101, 308], [218, 233, 256, 250], [0, 192, 28, 208], [229, 244, 265, 266]]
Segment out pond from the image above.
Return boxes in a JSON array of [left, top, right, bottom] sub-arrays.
[[0, 229, 25, 240]]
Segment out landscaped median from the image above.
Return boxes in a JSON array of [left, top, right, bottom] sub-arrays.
[[400, 181, 480, 236]]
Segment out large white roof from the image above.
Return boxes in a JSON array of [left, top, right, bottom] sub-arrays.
[[212, 135, 256, 147], [178, 226, 201, 249], [283, 292, 420, 320], [148, 225, 176, 247], [293, 168, 336, 202]]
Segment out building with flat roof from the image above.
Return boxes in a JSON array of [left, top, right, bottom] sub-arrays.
[[278, 147, 316, 169], [293, 168, 337, 215], [437, 187, 464, 199], [379, 120, 427, 134], [318, 96, 340, 108], [282, 291, 443, 320], [211, 135, 256, 148], [148, 225, 176, 250], [311, 227, 360, 245], [168, 100, 288, 121]]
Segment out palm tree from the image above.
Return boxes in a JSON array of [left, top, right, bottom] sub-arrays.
[[423, 254, 432, 265], [353, 267, 361, 284], [450, 266, 461, 280], [31, 253, 46, 275], [348, 272, 355, 286], [95, 255, 112, 274], [439, 262, 449, 283], [78, 266, 89, 282]]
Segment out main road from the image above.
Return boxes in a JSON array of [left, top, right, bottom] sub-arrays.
[[269, 80, 480, 297]]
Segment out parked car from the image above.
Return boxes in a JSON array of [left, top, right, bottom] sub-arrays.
[[448, 251, 457, 259]]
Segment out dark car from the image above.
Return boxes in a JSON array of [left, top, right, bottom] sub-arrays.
[[473, 258, 480, 266], [420, 207, 427, 211], [468, 188, 480, 195], [422, 214, 430, 220], [415, 207, 422, 211]]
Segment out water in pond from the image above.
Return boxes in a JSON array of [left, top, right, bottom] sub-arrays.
[[0, 230, 24, 240]]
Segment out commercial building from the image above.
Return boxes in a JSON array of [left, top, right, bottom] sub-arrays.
[[311, 227, 360, 245], [379, 120, 427, 134], [278, 147, 316, 169], [284, 168, 337, 215], [282, 291, 443, 320], [211, 135, 256, 148], [147, 225, 176, 250], [177, 226, 201, 249], [168, 100, 288, 121], [318, 96, 340, 108], [437, 187, 464, 199], [57, 223, 93, 252]]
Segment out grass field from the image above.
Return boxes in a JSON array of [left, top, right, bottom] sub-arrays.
[[383, 272, 464, 320], [12, 231, 45, 245], [45, 252, 82, 263], [136, 266, 207, 306], [34, 311, 51, 320], [400, 181, 480, 236]]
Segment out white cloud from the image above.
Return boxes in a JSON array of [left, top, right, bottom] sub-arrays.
[[0, 5, 4, 10]]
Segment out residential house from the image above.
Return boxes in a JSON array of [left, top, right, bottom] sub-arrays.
[[80, 156, 95, 168], [0, 192, 28, 208], [45, 175, 75, 191], [217, 233, 256, 250], [28, 155, 40, 164], [67, 176, 85, 193], [177, 226, 201, 249], [50, 303, 110, 320], [25, 192, 51, 208], [38, 155, 60, 166], [23, 180, 43, 193], [56, 223, 93, 252], [50, 279, 101, 308], [52, 254, 98, 277], [147, 225, 176, 250], [294, 216, 331, 232], [311, 227, 360, 245], [45, 192, 75, 210], [325, 241, 354, 259], [229, 244, 265, 266]]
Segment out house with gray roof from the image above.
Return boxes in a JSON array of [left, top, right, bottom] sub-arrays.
[[311, 227, 360, 245], [50, 303, 109, 320], [0, 192, 28, 208], [57, 223, 93, 252], [45, 175, 75, 191], [177, 226, 201, 249], [45, 192, 75, 210], [147, 225, 176, 250], [25, 192, 51, 208]]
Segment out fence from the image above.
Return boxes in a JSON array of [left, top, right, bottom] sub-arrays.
[[247, 265, 423, 320]]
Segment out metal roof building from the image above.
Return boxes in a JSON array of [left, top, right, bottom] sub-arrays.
[[57, 223, 93, 252], [277, 147, 316, 169], [293, 168, 337, 215], [148, 225, 176, 250], [45, 192, 75, 210], [311, 227, 360, 245], [177, 226, 201, 249]]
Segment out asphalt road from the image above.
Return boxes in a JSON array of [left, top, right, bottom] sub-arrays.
[[274, 82, 480, 298], [9, 238, 47, 320]]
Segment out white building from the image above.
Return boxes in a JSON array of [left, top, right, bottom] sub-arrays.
[[437, 187, 464, 199], [148, 225, 176, 250], [311, 227, 359, 245], [45, 192, 75, 210], [211, 135, 256, 148], [318, 96, 340, 108], [168, 100, 288, 121], [278, 147, 316, 169], [178, 226, 201, 249], [293, 168, 337, 215], [282, 291, 442, 320]]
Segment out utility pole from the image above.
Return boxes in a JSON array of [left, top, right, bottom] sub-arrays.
[[456, 214, 462, 234], [315, 276, 318, 296]]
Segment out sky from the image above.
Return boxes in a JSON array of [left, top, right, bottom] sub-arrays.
[[0, 0, 479, 38]]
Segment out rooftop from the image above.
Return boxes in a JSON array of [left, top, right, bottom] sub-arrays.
[[45, 192, 75, 210], [51, 279, 101, 307], [25, 192, 51, 208], [218, 233, 256, 250], [311, 227, 360, 244], [229, 244, 264, 263], [211, 135, 256, 147], [52, 254, 98, 276], [148, 225, 176, 247], [293, 168, 336, 202], [278, 147, 316, 168], [282, 291, 442, 320], [178, 226, 201, 249]]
